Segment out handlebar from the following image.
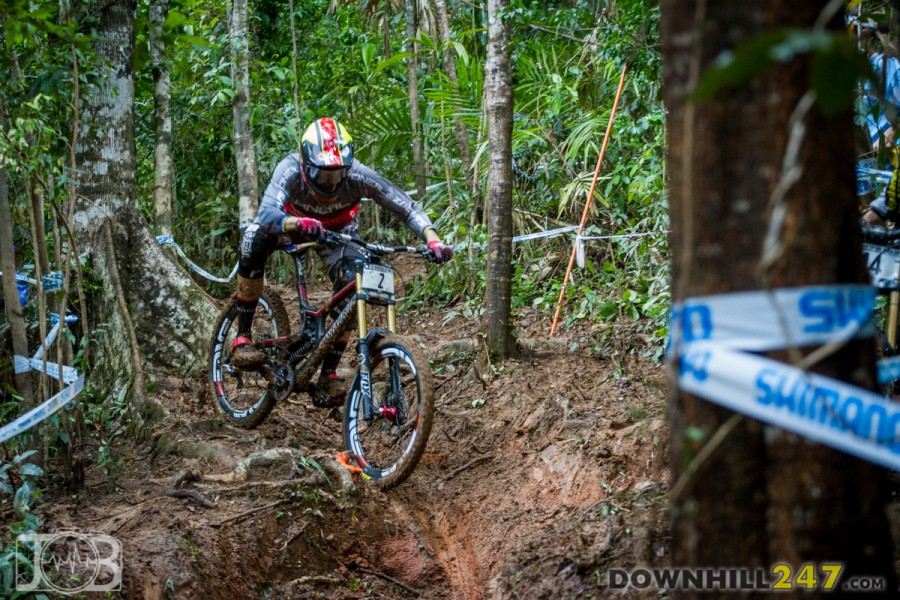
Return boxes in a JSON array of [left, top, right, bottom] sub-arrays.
[[324, 231, 435, 261], [861, 224, 900, 245]]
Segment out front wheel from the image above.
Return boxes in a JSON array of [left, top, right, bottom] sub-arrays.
[[209, 287, 291, 428], [343, 336, 434, 489]]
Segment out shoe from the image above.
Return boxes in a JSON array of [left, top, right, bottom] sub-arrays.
[[230, 336, 266, 370], [316, 372, 348, 402]]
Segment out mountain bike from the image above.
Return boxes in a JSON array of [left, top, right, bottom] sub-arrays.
[[208, 232, 436, 489], [862, 225, 900, 389]]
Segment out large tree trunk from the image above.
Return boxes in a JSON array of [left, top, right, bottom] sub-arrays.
[[229, 0, 260, 225], [483, 0, 513, 358], [405, 0, 428, 202], [433, 0, 476, 201], [662, 0, 895, 591], [149, 0, 175, 235], [75, 0, 217, 428]]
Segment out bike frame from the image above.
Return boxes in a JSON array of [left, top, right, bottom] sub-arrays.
[[256, 240, 406, 423]]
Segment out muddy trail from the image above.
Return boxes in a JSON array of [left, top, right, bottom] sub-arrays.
[[46, 259, 670, 599]]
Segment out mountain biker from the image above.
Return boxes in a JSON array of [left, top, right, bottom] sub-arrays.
[[863, 162, 900, 226], [231, 117, 453, 399], [859, 20, 900, 153], [857, 19, 900, 225]]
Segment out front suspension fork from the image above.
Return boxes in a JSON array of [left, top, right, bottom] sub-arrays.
[[355, 272, 399, 422]]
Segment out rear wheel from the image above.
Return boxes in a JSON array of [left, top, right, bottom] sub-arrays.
[[343, 336, 434, 489], [209, 287, 290, 428]]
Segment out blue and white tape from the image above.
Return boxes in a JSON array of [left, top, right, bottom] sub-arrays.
[[451, 225, 581, 252], [670, 285, 900, 471], [450, 226, 667, 255], [157, 235, 239, 283], [0, 376, 85, 445], [2, 312, 84, 445], [14, 357, 79, 385], [0, 270, 65, 290]]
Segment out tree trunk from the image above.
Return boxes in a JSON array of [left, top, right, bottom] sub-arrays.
[[405, 0, 428, 202], [1, 168, 37, 414], [433, 0, 476, 201], [229, 0, 260, 225], [149, 0, 176, 236], [483, 0, 514, 358], [75, 0, 217, 429], [662, 0, 895, 593]]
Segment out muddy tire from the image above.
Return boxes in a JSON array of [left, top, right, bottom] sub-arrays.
[[209, 287, 291, 428], [343, 335, 434, 490]]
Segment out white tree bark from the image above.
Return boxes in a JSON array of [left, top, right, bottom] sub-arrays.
[[433, 0, 476, 200], [405, 0, 428, 201], [149, 0, 175, 235], [229, 0, 260, 225], [75, 0, 217, 427], [483, 0, 514, 357]]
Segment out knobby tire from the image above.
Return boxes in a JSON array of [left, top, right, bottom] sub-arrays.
[[209, 287, 291, 428], [343, 335, 434, 489]]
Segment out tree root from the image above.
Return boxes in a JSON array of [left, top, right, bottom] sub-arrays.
[[444, 454, 494, 481], [278, 521, 309, 551], [203, 448, 300, 483], [291, 575, 342, 586], [210, 499, 289, 528], [321, 454, 358, 495], [355, 567, 419, 595], [166, 469, 214, 508]]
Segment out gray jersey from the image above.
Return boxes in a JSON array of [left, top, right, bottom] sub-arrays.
[[256, 153, 433, 237]]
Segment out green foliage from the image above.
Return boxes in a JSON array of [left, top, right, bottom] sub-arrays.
[[0, 448, 45, 599]]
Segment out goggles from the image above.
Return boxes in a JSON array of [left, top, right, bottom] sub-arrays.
[[308, 166, 349, 195]]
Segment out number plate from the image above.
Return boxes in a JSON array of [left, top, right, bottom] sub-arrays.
[[864, 243, 900, 290], [361, 264, 395, 302]]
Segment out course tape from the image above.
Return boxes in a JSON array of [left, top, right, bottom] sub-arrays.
[[2, 313, 84, 445], [878, 355, 900, 385], [450, 226, 666, 253], [670, 285, 900, 471], [14, 357, 79, 385], [156, 235, 239, 283], [0, 376, 85, 445], [451, 225, 580, 252], [28, 314, 77, 362], [0, 270, 64, 290]]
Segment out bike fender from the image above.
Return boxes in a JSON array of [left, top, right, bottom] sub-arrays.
[[362, 327, 393, 348]]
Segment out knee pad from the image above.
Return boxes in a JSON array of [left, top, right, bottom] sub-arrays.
[[238, 224, 278, 279]]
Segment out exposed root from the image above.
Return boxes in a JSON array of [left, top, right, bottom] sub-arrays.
[[326, 452, 361, 493], [444, 454, 494, 481], [210, 499, 289, 528], [291, 575, 343, 585], [355, 567, 419, 595], [203, 448, 299, 483], [166, 469, 214, 508], [278, 521, 310, 551]]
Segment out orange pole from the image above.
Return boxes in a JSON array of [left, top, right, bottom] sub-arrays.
[[550, 64, 627, 335]]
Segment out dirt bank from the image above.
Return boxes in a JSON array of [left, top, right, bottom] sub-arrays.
[[42, 263, 670, 599]]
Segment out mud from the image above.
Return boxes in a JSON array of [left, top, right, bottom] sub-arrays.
[[43, 258, 671, 599]]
